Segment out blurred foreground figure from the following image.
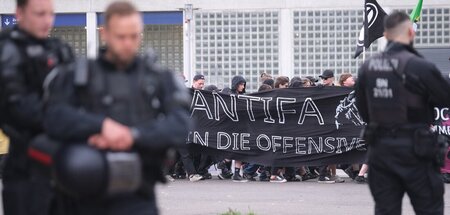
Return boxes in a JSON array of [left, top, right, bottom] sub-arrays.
[[0, 0, 74, 214], [355, 11, 450, 215], [44, 1, 190, 214]]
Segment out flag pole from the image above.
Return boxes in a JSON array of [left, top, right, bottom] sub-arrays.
[[363, 47, 366, 62], [362, 0, 366, 62]]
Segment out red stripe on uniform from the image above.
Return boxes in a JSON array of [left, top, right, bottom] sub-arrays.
[[27, 148, 52, 166]]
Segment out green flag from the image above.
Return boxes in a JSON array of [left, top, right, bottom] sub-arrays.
[[410, 0, 423, 23]]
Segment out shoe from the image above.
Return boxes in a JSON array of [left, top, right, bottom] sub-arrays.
[[284, 174, 297, 182], [218, 171, 233, 180], [313, 168, 321, 176], [330, 175, 345, 183], [344, 167, 356, 180], [270, 176, 287, 183], [318, 176, 335, 184], [258, 170, 271, 181], [172, 173, 186, 179], [355, 175, 366, 184], [243, 173, 256, 181], [443, 173, 450, 184], [201, 172, 212, 180], [295, 173, 318, 181], [217, 161, 229, 170], [295, 175, 304, 181], [188, 174, 203, 182], [165, 175, 175, 182], [232, 174, 249, 182], [301, 173, 317, 181]]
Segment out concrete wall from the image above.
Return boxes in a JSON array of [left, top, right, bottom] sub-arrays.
[[1, 0, 449, 13]]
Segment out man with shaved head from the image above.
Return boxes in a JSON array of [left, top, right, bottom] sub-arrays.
[[355, 11, 450, 214]]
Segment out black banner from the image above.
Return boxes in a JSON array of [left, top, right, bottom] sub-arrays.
[[187, 87, 367, 166]]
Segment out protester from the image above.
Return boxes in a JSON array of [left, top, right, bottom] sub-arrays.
[[289, 76, 302, 88], [337, 73, 369, 183], [192, 74, 206, 90], [243, 84, 272, 181], [177, 74, 208, 182], [274, 76, 290, 89], [257, 84, 273, 92], [263, 79, 275, 89], [217, 76, 248, 182], [260, 72, 272, 84], [305, 76, 319, 86], [319, 70, 335, 86], [339, 73, 355, 87], [337, 73, 359, 183], [267, 78, 294, 183], [318, 70, 344, 183], [301, 78, 312, 87]]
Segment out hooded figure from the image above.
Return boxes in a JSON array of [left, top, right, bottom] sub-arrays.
[[230, 75, 247, 95]]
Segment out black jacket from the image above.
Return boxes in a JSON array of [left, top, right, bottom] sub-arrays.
[[355, 42, 450, 125], [0, 26, 73, 133], [0, 26, 73, 179], [230, 75, 246, 95], [44, 51, 192, 150]]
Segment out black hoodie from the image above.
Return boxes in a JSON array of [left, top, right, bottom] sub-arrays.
[[230, 75, 247, 95]]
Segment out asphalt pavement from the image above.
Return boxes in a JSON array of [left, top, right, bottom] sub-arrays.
[[1, 173, 449, 215], [156, 175, 450, 215]]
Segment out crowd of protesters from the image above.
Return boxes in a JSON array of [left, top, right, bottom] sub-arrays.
[[168, 70, 371, 184], [171, 70, 450, 184]]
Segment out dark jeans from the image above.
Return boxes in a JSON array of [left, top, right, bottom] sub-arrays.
[[2, 141, 54, 215], [243, 164, 260, 175], [178, 147, 212, 176], [178, 147, 198, 175], [368, 136, 444, 215], [197, 154, 213, 175], [318, 166, 329, 178], [3, 177, 54, 215]]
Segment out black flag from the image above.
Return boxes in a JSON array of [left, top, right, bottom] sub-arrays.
[[354, 0, 387, 58]]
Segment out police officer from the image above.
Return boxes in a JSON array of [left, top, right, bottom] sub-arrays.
[[0, 0, 74, 214], [44, 2, 190, 214], [355, 11, 450, 214]]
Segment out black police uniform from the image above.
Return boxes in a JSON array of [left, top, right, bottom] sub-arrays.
[[44, 48, 191, 215], [0, 26, 74, 215], [355, 41, 450, 215]]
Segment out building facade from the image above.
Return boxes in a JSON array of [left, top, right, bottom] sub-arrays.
[[1, 0, 449, 92]]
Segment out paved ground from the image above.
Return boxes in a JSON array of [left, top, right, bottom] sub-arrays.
[[156, 176, 450, 215], [1, 174, 449, 215]]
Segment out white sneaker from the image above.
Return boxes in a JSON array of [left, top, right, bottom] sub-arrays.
[[330, 175, 345, 183], [166, 175, 175, 182], [295, 174, 303, 181], [189, 174, 203, 182], [270, 176, 287, 183]]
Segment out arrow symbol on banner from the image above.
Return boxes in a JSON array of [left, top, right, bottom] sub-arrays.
[[4, 19, 10, 26]]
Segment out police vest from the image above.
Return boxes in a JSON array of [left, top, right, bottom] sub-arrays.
[[73, 57, 164, 126], [72, 55, 171, 192], [364, 50, 426, 126]]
